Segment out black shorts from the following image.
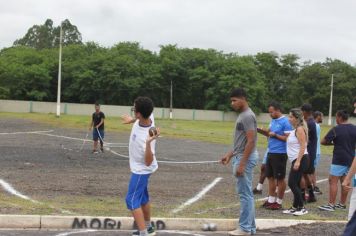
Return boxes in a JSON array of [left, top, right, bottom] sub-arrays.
[[266, 153, 288, 179], [304, 154, 315, 174]]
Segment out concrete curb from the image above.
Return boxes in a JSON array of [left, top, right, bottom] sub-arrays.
[[0, 215, 347, 231]]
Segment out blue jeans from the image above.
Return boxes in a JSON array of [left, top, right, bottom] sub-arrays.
[[232, 151, 258, 234]]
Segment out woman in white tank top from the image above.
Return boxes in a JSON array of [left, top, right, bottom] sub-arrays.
[[283, 108, 310, 216]]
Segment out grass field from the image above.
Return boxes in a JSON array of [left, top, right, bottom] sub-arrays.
[[0, 112, 334, 155]]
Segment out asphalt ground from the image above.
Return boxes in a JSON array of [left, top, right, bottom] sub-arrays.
[[0, 117, 350, 235]]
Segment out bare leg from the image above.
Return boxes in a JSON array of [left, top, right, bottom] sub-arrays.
[[339, 176, 349, 205], [142, 202, 151, 222], [268, 177, 276, 198], [132, 208, 146, 231], [277, 179, 286, 200], [329, 175, 338, 205]]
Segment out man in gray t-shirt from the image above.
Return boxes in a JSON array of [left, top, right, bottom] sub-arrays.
[[220, 88, 258, 235], [233, 107, 257, 156]]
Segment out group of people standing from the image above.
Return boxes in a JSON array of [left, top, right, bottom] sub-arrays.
[[224, 88, 356, 235], [88, 90, 355, 236]]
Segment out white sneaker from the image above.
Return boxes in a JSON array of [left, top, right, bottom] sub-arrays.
[[283, 207, 297, 215], [228, 228, 251, 235], [293, 207, 308, 216]]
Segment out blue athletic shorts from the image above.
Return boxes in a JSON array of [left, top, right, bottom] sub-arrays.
[[93, 129, 104, 141], [314, 154, 321, 167], [125, 173, 151, 210], [329, 164, 349, 177]]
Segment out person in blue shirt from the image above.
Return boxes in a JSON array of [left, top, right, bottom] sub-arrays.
[[313, 111, 323, 194], [257, 101, 292, 210]]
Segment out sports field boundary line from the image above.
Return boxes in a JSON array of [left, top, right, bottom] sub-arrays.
[[172, 177, 223, 214], [194, 178, 329, 214], [0, 179, 73, 215], [0, 130, 54, 135]]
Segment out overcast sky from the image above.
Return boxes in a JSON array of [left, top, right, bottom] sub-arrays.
[[1, 0, 356, 64]]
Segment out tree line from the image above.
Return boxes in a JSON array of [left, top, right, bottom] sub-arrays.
[[0, 19, 355, 114]]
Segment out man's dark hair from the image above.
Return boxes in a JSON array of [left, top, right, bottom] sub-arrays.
[[134, 97, 154, 119], [336, 110, 349, 121], [268, 101, 282, 112], [301, 103, 313, 113], [313, 111, 323, 119], [230, 88, 247, 99]]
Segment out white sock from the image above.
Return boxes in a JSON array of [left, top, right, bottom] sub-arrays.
[[145, 221, 152, 228], [256, 183, 263, 191], [140, 229, 148, 236], [276, 198, 283, 204], [268, 196, 276, 203]]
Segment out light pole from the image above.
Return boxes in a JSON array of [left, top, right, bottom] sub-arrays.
[[327, 74, 334, 125], [56, 23, 63, 117], [169, 79, 173, 119]]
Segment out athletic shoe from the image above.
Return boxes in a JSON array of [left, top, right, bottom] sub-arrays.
[[147, 226, 156, 236], [228, 228, 251, 235], [307, 196, 317, 203], [293, 207, 308, 216], [132, 227, 156, 236], [92, 150, 99, 154], [335, 203, 347, 210], [100, 147, 104, 153], [318, 203, 335, 211], [261, 200, 273, 208], [266, 202, 282, 210], [253, 188, 262, 194], [314, 186, 322, 194], [283, 207, 297, 215]]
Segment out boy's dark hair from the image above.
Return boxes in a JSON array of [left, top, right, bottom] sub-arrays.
[[134, 97, 154, 119], [336, 110, 349, 121], [95, 103, 100, 107], [230, 88, 247, 99], [313, 111, 323, 119], [268, 101, 282, 112], [301, 103, 313, 113]]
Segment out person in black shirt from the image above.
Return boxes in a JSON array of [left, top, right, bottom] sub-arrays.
[[319, 110, 356, 212], [89, 103, 105, 153], [300, 104, 317, 203]]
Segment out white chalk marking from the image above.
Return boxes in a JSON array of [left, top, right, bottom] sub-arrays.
[[32, 132, 89, 142], [195, 178, 329, 214], [0, 179, 38, 203], [0, 179, 72, 214], [54, 229, 97, 236], [172, 177, 223, 214], [0, 130, 53, 135]]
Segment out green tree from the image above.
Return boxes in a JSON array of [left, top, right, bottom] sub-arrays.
[[14, 19, 82, 49]]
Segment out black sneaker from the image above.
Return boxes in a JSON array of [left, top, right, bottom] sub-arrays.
[[147, 226, 156, 236], [100, 147, 104, 153], [253, 188, 262, 195], [314, 186, 322, 194], [335, 203, 346, 210], [318, 203, 335, 211]]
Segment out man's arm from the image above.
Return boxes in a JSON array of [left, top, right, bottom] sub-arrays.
[[257, 127, 270, 137], [144, 128, 160, 166], [342, 157, 356, 190], [89, 115, 93, 130], [236, 129, 256, 176]]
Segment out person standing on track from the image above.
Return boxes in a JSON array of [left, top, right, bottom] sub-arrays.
[[89, 103, 105, 154], [283, 108, 309, 216], [257, 101, 292, 210], [124, 97, 159, 236], [220, 88, 258, 236], [319, 110, 356, 212], [313, 111, 323, 194], [300, 104, 317, 203], [342, 155, 356, 236]]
